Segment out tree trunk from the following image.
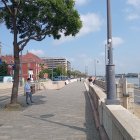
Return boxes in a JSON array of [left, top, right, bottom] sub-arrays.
[[10, 48, 20, 104], [10, 12, 20, 104]]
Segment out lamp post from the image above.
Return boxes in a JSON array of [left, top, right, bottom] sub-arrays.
[[19, 50, 23, 86], [106, 0, 119, 104], [94, 59, 96, 77], [94, 59, 99, 77], [85, 66, 88, 78], [51, 59, 53, 80]]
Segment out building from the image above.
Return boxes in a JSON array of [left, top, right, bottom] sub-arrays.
[[21, 52, 47, 81], [42, 57, 71, 72], [2, 52, 47, 81]]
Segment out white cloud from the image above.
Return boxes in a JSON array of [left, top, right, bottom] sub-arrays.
[[103, 37, 124, 47], [30, 49, 44, 56], [126, 13, 140, 20], [53, 13, 102, 45], [112, 37, 124, 47], [79, 13, 102, 36], [127, 0, 140, 8], [75, 0, 89, 6], [126, 0, 140, 21]]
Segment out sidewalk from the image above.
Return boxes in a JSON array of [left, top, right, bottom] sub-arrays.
[[0, 82, 100, 140]]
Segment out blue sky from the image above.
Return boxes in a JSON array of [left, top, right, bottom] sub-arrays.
[[0, 0, 140, 75]]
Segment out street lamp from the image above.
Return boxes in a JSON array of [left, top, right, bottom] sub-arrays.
[[51, 59, 54, 80], [106, 0, 119, 104], [94, 59, 99, 77], [85, 66, 88, 78], [19, 50, 23, 86], [94, 59, 96, 77]]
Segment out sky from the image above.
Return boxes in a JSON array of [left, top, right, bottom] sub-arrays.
[[0, 0, 140, 76]]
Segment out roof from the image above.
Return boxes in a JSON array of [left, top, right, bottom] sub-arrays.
[[2, 52, 44, 64], [22, 52, 43, 63]]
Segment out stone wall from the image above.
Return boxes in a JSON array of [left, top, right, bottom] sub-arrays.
[[87, 83, 140, 140], [95, 78, 134, 113], [116, 78, 134, 113]]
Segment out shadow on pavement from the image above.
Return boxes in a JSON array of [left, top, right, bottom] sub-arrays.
[[24, 114, 86, 133], [0, 94, 47, 111], [18, 94, 47, 108]]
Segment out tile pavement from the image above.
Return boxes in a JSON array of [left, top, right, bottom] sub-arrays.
[[0, 82, 100, 140]]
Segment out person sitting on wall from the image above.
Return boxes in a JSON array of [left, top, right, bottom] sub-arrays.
[[88, 76, 92, 82]]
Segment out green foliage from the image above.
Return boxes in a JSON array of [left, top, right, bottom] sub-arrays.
[[67, 70, 71, 77], [54, 65, 66, 76], [0, 0, 82, 48], [0, 62, 8, 76], [70, 69, 86, 78], [39, 68, 50, 78]]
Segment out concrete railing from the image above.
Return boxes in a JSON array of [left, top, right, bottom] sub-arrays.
[[88, 83, 140, 140], [0, 78, 78, 91], [95, 79, 106, 90], [0, 81, 64, 91], [39, 81, 65, 90], [95, 78, 134, 113]]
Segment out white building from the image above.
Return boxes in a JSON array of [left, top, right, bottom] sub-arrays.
[[41, 57, 71, 72]]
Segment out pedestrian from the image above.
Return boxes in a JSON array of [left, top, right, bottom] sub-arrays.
[[24, 78, 34, 105], [88, 76, 92, 82]]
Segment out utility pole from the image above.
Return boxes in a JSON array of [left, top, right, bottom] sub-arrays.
[[94, 59, 96, 77], [51, 59, 53, 80], [106, 0, 119, 104], [19, 50, 23, 86]]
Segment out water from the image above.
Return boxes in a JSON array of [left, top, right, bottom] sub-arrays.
[[116, 77, 140, 87]]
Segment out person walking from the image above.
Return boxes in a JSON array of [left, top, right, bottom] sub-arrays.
[[24, 78, 34, 105]]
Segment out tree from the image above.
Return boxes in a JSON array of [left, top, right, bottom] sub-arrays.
[[0, 0, 82, 104], [0, 62, 8, 76], [39, 67, 51, 79], [67, 70, 71, 78], [53, 65, 66, 77]]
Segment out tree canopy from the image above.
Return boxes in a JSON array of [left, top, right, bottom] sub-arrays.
[[0, 0, 82, 51], [0, 62, 8, 76]]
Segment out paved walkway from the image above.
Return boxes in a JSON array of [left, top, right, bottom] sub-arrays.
[[0, 81, 100, 140]]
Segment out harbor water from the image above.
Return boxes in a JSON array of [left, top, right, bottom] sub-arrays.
[[116, 77, 140, 87]]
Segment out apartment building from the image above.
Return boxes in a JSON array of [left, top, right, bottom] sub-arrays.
[[42, 57, 71, 72]]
